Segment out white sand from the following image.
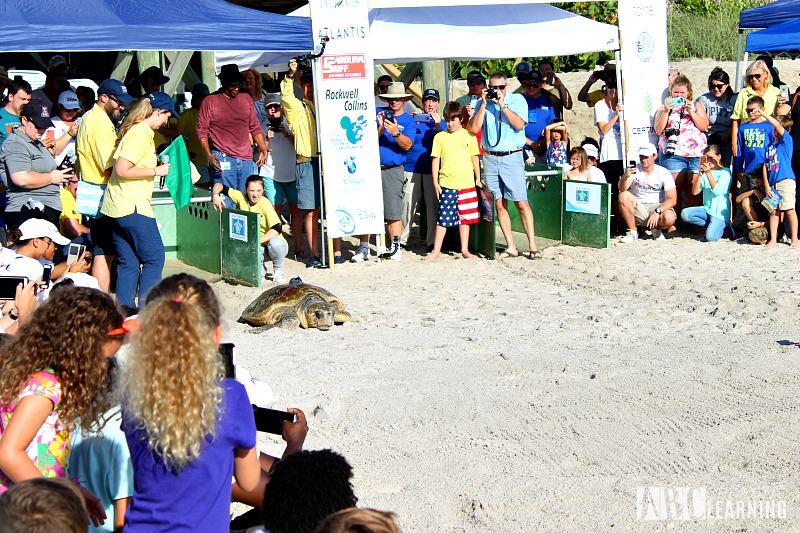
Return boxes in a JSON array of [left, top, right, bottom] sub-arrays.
[[193, 59, 800, 531]]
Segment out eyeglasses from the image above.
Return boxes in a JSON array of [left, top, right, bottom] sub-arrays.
[[710, 83, 727, 90], [108, 95, 124, 108], [746, 107, 761, 113], [747, 74, 762, 80], [40, 237, 53, 248], [524, 82, 540, 88]]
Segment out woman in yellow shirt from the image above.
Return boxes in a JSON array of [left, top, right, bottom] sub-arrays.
[[101, 92, 178, 309]]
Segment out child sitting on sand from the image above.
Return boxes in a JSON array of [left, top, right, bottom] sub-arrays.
[[423, 101, 482, 261], [212, 175, 289, 282], [759, 110, 799, 247], [736, 173, 771, 244]]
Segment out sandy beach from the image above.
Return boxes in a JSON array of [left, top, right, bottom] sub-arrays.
[[179, 59, 800, 531]]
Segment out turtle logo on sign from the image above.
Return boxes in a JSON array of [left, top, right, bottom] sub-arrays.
[[335, 209, 355, 235], [636, 32, 655, 62]]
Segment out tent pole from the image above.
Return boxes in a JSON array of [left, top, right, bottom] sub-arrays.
[[311, 56, 329, 268], [615, 49, 627, 162], [735, 31, 743, 92], [742, 51, 750, 90]]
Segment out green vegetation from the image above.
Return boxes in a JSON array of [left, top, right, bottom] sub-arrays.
[[448, 0, 773, 79]]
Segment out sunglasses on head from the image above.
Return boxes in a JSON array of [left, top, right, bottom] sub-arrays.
[[747, 73, 762, 80], [710, 83, 727, 89]]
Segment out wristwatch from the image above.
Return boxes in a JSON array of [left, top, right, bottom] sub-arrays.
[[392, 131, 401, 138], [655, 207, 662, 215]]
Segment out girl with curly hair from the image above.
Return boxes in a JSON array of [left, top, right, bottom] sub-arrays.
[[119, 274, 261, 531], [0, 285, 124, 526]]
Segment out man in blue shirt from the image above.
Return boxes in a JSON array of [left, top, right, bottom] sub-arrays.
[[352, 82, 416, 263], [521, 71, 556, 165], [468, 72, 541, 259], [402, 88, 443, 251]]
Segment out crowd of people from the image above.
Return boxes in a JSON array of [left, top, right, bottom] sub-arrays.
[[0, 52, 799, 530]]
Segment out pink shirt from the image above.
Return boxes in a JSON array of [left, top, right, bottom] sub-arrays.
[[196, 92, 261, 161]]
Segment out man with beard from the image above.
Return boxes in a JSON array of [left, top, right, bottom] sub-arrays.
[[75, 78, 134, 292]]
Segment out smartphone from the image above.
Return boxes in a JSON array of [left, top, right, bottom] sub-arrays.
[[780, 84, 790, 101], [66, 243, 86, 266], [669, 65, 679, 77], [44, 129, 54, 143], [219, 342, 236, 379], [546, 72, 554, 85], [252, 406, 295, 435], [0, 276, 28, 300], [628, 160, 637, 174], [413, 113, 432, 123], [666, 96, 685, 108], [40, 265, 53, 291], [700, 155, 708, 166], [383, 110, 394, 123]]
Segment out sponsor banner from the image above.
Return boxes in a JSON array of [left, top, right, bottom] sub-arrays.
[[310, 0, 384, 238], [565, 181, 602, 215], [618, 0, 669, 159]]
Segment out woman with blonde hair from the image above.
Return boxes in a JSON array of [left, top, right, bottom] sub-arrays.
[[0, 286, 125, 527], [654, 74, 709, 220], [119, 274, 260, 531], [242, 68, 267, 127], [100, 92, 178, 309], [731, 60, 781, 159], [314, 508, 401, 533]]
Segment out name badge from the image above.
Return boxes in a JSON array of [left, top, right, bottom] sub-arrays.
[[220, 161, 232, 171]]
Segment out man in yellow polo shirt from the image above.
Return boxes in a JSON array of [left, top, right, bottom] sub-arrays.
[[75, 78, 134, 291]]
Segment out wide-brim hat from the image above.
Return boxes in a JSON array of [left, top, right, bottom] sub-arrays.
[[0, 67, 10, 84], [218, 64, 245, 85], [140, 66, 169, 86], [379, 81, 411, 100]]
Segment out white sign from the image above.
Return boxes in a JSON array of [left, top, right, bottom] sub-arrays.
[[565, 181, 602, 215], [229, 212, 248, 242], [618, 0, 669, 160], [309, 0, 385, 238]]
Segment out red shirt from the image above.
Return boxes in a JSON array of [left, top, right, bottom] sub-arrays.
[[196, 93, 260, 161]]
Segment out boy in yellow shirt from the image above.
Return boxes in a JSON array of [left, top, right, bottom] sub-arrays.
[[212, 175, 289, 282], [423, 101, 482, 260]]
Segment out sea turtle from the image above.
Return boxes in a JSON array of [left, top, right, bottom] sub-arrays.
[[239, 277, 351, 331]]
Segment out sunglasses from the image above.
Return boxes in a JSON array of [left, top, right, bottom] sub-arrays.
[[524, 82, 540, 88], [747, 74, 762, 80], [710, 83, 727, 90], [265, 104, 281, 110], [746, 107, 761, 113], [489, 85, 506, 90]]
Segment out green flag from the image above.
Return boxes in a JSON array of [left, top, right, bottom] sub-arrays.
[[160, 136, 193, 210]]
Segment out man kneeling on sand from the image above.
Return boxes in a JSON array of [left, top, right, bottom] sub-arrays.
[[618, 143, 677, 242]]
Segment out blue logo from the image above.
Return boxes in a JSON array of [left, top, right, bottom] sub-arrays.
[[344, 156, 357, 174], [335, 209, 356, 235], [340, 115, 368, 144]]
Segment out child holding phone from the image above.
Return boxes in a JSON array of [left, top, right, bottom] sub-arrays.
[[680, 145, 732, 242], [0, 286, 125, 528]]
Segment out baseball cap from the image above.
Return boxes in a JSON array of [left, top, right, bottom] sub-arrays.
[[638, 142, 658, 157], [582, 144, 599, 159], [467, 73, 485, 85], [422, 88, 440, 101], [58, 90, 81, 110], [21, 99, 54, 129], [300, 71, 314, 85], [191, 83, 210, 97], [148, 91, 180, 119], [18, 219, 70, 246], [527, 71, 543, 83], [264, 93, 281, 106], [98, 79, 135, 104], [48, 55, 67, 71], [516, 62, 534, 76]]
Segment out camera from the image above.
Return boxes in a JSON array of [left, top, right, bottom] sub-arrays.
[[486, 87, 500, 100], [58, 153, 76, 171], [664, 128, 680, 156]]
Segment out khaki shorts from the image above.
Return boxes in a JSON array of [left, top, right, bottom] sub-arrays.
[[774, 179, 796, 211], [634, 201, 675, 226]]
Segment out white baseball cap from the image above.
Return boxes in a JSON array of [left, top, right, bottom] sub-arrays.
[[638, 142, 658, 157], [58, 90, 81, 110], [582, 144, 599, 159], [18, 219, 70, 246]]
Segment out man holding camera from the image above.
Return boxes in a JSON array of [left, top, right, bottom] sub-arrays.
[[538, 59, 572, 120], [618, 143, 677, 242], [467, 72, 541, 259]]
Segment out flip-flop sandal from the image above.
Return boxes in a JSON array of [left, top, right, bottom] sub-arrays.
[[497, 250, 520, 259], [527, 250, 543, 260], [748, 227, 768, 244]]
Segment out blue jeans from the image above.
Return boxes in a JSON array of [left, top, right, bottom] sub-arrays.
[[111, 212, 165, 308], [681, 207, 726, 242], [210, 151, 256, 208]]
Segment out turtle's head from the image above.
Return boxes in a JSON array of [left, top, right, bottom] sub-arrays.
[[308, 303, 333, 330]]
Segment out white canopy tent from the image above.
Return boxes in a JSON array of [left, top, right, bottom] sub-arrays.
[[215, 2, 618, 70]]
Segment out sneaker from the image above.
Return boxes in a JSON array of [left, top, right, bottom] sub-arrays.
[[388, 248, 403, 261], [350, 246, 369, 263], [619, 230, 638, 243], [306, 256, 322, 268], [651, 229, 666, 241], [334, 255, 345, 265], [273, 269, 286, 283], [379, 241, 401, 260]]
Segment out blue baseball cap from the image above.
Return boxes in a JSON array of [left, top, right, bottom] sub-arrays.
[[97, 79, 135, 104], [422, 88, 440, 101], [148, 91, 180, 119]]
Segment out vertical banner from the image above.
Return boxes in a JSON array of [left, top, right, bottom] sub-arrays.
[[309, 0, 385, 238], [618, 0, 669, 160]]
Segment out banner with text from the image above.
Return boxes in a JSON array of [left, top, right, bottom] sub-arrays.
[[618, 0, 669, 160], [310, 0, 384, 238]]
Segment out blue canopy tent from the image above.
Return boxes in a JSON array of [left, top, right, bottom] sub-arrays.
[[736, 0, 800, 89], [746, 16, 800, 57], [0, 0, 312, 51]]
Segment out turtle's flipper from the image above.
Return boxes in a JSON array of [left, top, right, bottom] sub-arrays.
[[276, 308, 302, 329], [333, 310, 351, 324]]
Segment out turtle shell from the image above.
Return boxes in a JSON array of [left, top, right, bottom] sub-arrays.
[[239, 283, 345, 327]]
